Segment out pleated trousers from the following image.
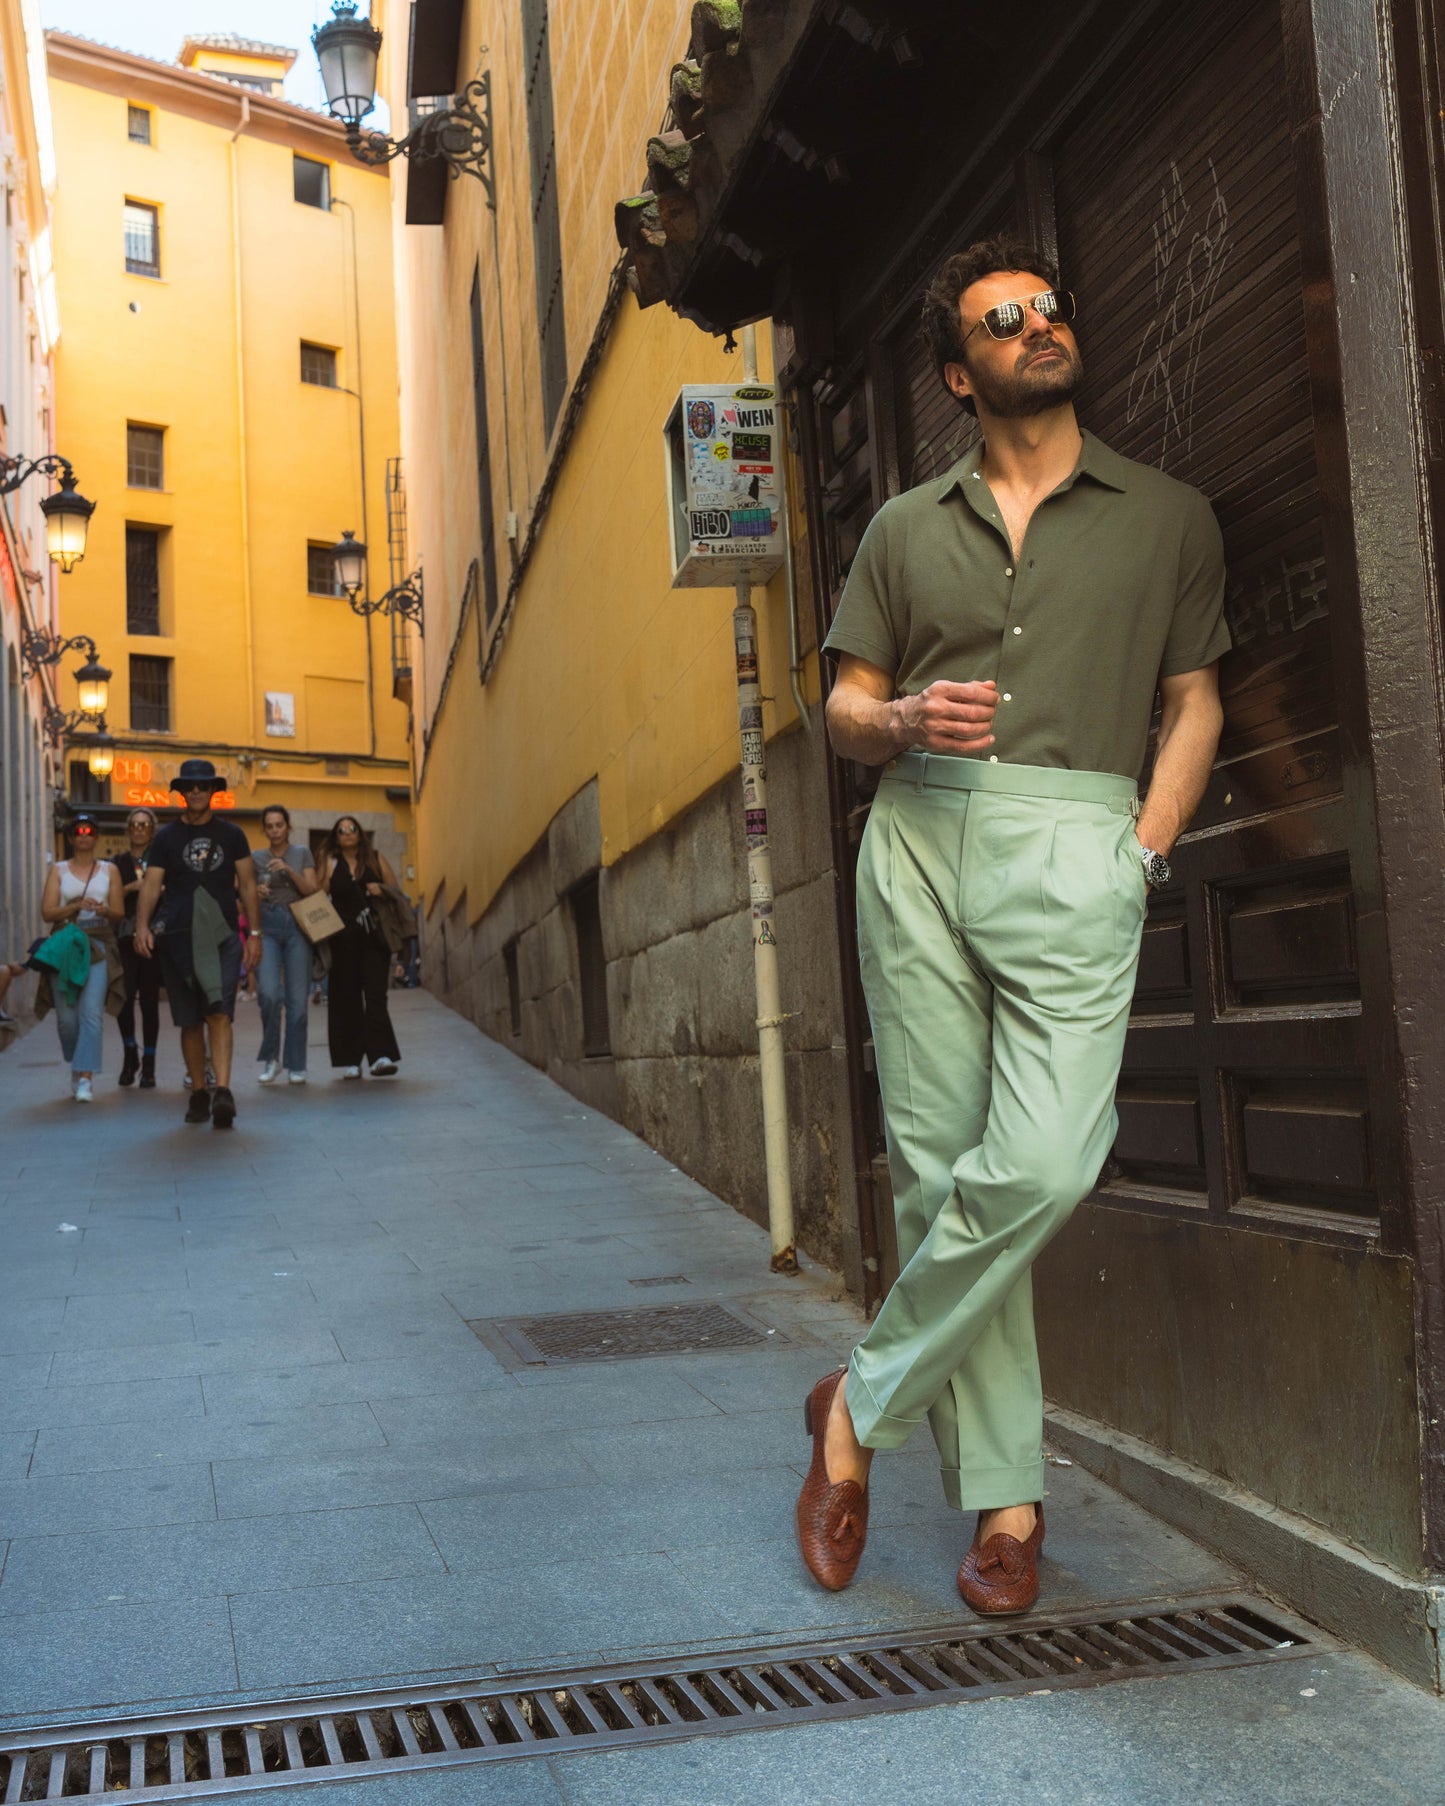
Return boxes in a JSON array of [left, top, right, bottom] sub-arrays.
[[847, 752, 1146, 1511]]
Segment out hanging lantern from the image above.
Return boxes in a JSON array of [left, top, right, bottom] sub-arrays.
[[87, 730, 115, 780], [331, 529, 367, 597], [74, 655, 111, 718], [40, 471, 97, 572], [312, 1, 382, 129]]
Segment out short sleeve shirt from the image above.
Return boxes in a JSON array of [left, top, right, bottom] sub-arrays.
[[149, 816, 253, 930], [252, 842, 314, 907], [822, 430, 1231, 780]]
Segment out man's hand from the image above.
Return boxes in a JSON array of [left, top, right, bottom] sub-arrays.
[[891, 680, 999, 756], [243, 935, 262, 975], [134, 924, 154, 958]]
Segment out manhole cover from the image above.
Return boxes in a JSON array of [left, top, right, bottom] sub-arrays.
[[0, 1595, 1323, 1798], [471, 1301, 774, 1366]]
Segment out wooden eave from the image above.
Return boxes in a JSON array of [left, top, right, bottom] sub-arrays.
[[44, 31, 387, 173]]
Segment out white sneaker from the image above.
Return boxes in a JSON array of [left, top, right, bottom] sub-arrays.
[[341, 1065, 362, 1080], [287, 1070, 307, 1085], [369, 1056, 398, 1076], [74, 1076, 93, 1103], [258, 1061, 281, 1085]]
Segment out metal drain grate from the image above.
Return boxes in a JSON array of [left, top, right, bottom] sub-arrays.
[[473, 1300, 771, 1366], [628, 1274, 689, 1288], [0, 1595, 1319, 1800]]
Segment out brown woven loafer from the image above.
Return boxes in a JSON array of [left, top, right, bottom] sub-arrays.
[[957, 1505, 1045, 1615], [795, 1367, 869, 1592]]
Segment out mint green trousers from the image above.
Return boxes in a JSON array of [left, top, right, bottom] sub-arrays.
[[848, 752, 1146, 1511]]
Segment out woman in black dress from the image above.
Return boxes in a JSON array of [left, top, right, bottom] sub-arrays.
[[316, 817, 402, 1078], [112, 807, 162, 1088]]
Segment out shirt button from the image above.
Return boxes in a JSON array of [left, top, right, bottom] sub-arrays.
[[1002, 693, 1012, 701], [988, 755, 999, 764], [1005, 567, 1014, 577], [1013, 626, 1023, 635]]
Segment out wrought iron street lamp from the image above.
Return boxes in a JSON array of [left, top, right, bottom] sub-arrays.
[[0, 453, 96, 571], [22, 630, 111, 716], [312, 1, 494, 206], [330, 530, 424, 631], [83, 726, 115, 780]]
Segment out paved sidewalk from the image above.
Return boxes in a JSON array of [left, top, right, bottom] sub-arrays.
[[0, 990, 1440, 1803]]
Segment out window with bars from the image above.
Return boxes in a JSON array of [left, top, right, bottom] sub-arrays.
[[125, 526, 162, 635], [127, 424, 164, 489], [307, 543, 340, 595], [129, 654, 171, 732], [300, 342, 337, 387], [68, 761, 110, 806], [294, 155, 331, 210], [468, 266, 501, 628], [521, 0, 567, 436], [124, 201, 159, 276], [127, 105, 152, 145]]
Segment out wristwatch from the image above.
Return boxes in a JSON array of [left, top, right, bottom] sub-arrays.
[[247, 930, 262, 939], [1138, 845, 1172, 888]]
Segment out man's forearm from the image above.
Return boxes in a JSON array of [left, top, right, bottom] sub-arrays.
[[134, 873, 163, 934], [1137, 695, 1223, 857], [826, 686, 904, 766]]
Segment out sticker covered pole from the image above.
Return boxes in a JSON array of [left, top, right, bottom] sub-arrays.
[[736, 324, 797, 1274]]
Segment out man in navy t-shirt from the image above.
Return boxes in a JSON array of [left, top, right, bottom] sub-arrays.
[[135, 760, 261, 1129]]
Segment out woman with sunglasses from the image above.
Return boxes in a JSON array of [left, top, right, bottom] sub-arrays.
[[112, 807, 162, 1088], [316, 817, 401, 1079], [38, 816, 124, 1103]]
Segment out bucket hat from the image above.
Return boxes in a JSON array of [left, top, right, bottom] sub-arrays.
[[171, 758, 228, 797]]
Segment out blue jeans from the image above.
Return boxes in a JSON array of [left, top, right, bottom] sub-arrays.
[[54, 955, 108, 1074], [257, 906, 311, 1071]]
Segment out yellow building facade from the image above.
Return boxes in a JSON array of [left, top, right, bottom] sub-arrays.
[[380, 0, 858, 1275], [46, 31, 414, 881]]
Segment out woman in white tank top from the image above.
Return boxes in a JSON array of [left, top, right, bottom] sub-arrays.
[[39, 815, 122, 1101]]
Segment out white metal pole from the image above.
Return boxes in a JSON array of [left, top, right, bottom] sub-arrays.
[[736, 324, 797, 1274]]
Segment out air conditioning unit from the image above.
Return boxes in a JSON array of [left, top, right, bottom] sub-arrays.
[[664, 382, 785, 589]]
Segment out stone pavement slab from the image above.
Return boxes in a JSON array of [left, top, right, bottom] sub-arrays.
[[0, 987, 1439, 1804]]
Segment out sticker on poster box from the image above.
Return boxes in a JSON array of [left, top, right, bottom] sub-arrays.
[[731, 507, 775, 539], [734, 385, 773, 402], [732, 432, 771, 461], [712, 442, 731, 461], [690, 508, 731, 539], [734, 406, 775, 430], [736, 464, 774, 476], [742, 729, 764, 766], [687, 399, 715, 439]]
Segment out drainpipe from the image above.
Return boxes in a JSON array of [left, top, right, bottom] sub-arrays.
[[772, 325, 811, 735], [229, 96, 257, 750], [736, 323, 799, 1275]]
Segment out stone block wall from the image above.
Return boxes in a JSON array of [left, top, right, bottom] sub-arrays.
[[423, 711, 860, 1279]]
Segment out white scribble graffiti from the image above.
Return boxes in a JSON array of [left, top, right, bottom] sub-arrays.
[[1127, 158, 1231, 461]]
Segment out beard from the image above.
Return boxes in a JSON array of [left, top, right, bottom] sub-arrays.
[[967, 337, 1082, 418]]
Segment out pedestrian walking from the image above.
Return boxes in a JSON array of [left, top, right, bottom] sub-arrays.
[[316, 817, 402, 1079], [797, 238, 1229, 1613], [252, 804, 317, 1085], [112, 807, 162, 1088], [34, 816, 124, 1103], [133, 759, 262, 1129]]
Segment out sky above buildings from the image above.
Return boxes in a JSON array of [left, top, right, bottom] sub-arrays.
[[38, 0, 337, 111]]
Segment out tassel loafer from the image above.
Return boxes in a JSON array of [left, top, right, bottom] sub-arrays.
[[795, 1367, 869, 1592], [957, 1505, 1045, 1615]]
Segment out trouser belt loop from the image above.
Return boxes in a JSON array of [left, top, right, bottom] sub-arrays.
[[1130, 795, 1141, 820], [915, 753, 928, 794]]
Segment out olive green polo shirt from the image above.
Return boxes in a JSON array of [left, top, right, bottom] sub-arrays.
[[822, 430, 1230, 780]]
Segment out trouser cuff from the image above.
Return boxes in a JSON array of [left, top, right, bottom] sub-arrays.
[[845, 1353, 919, 1451], [940, 1461, 1047, 1513]]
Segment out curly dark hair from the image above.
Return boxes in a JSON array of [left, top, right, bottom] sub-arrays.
[[920, 235, 1062, 416]]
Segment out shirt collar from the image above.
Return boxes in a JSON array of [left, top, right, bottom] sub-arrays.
[[937, 428, 1129, 500]]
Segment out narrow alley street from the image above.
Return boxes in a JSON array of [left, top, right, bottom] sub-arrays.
[[0, 992, 1439, 1804]]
